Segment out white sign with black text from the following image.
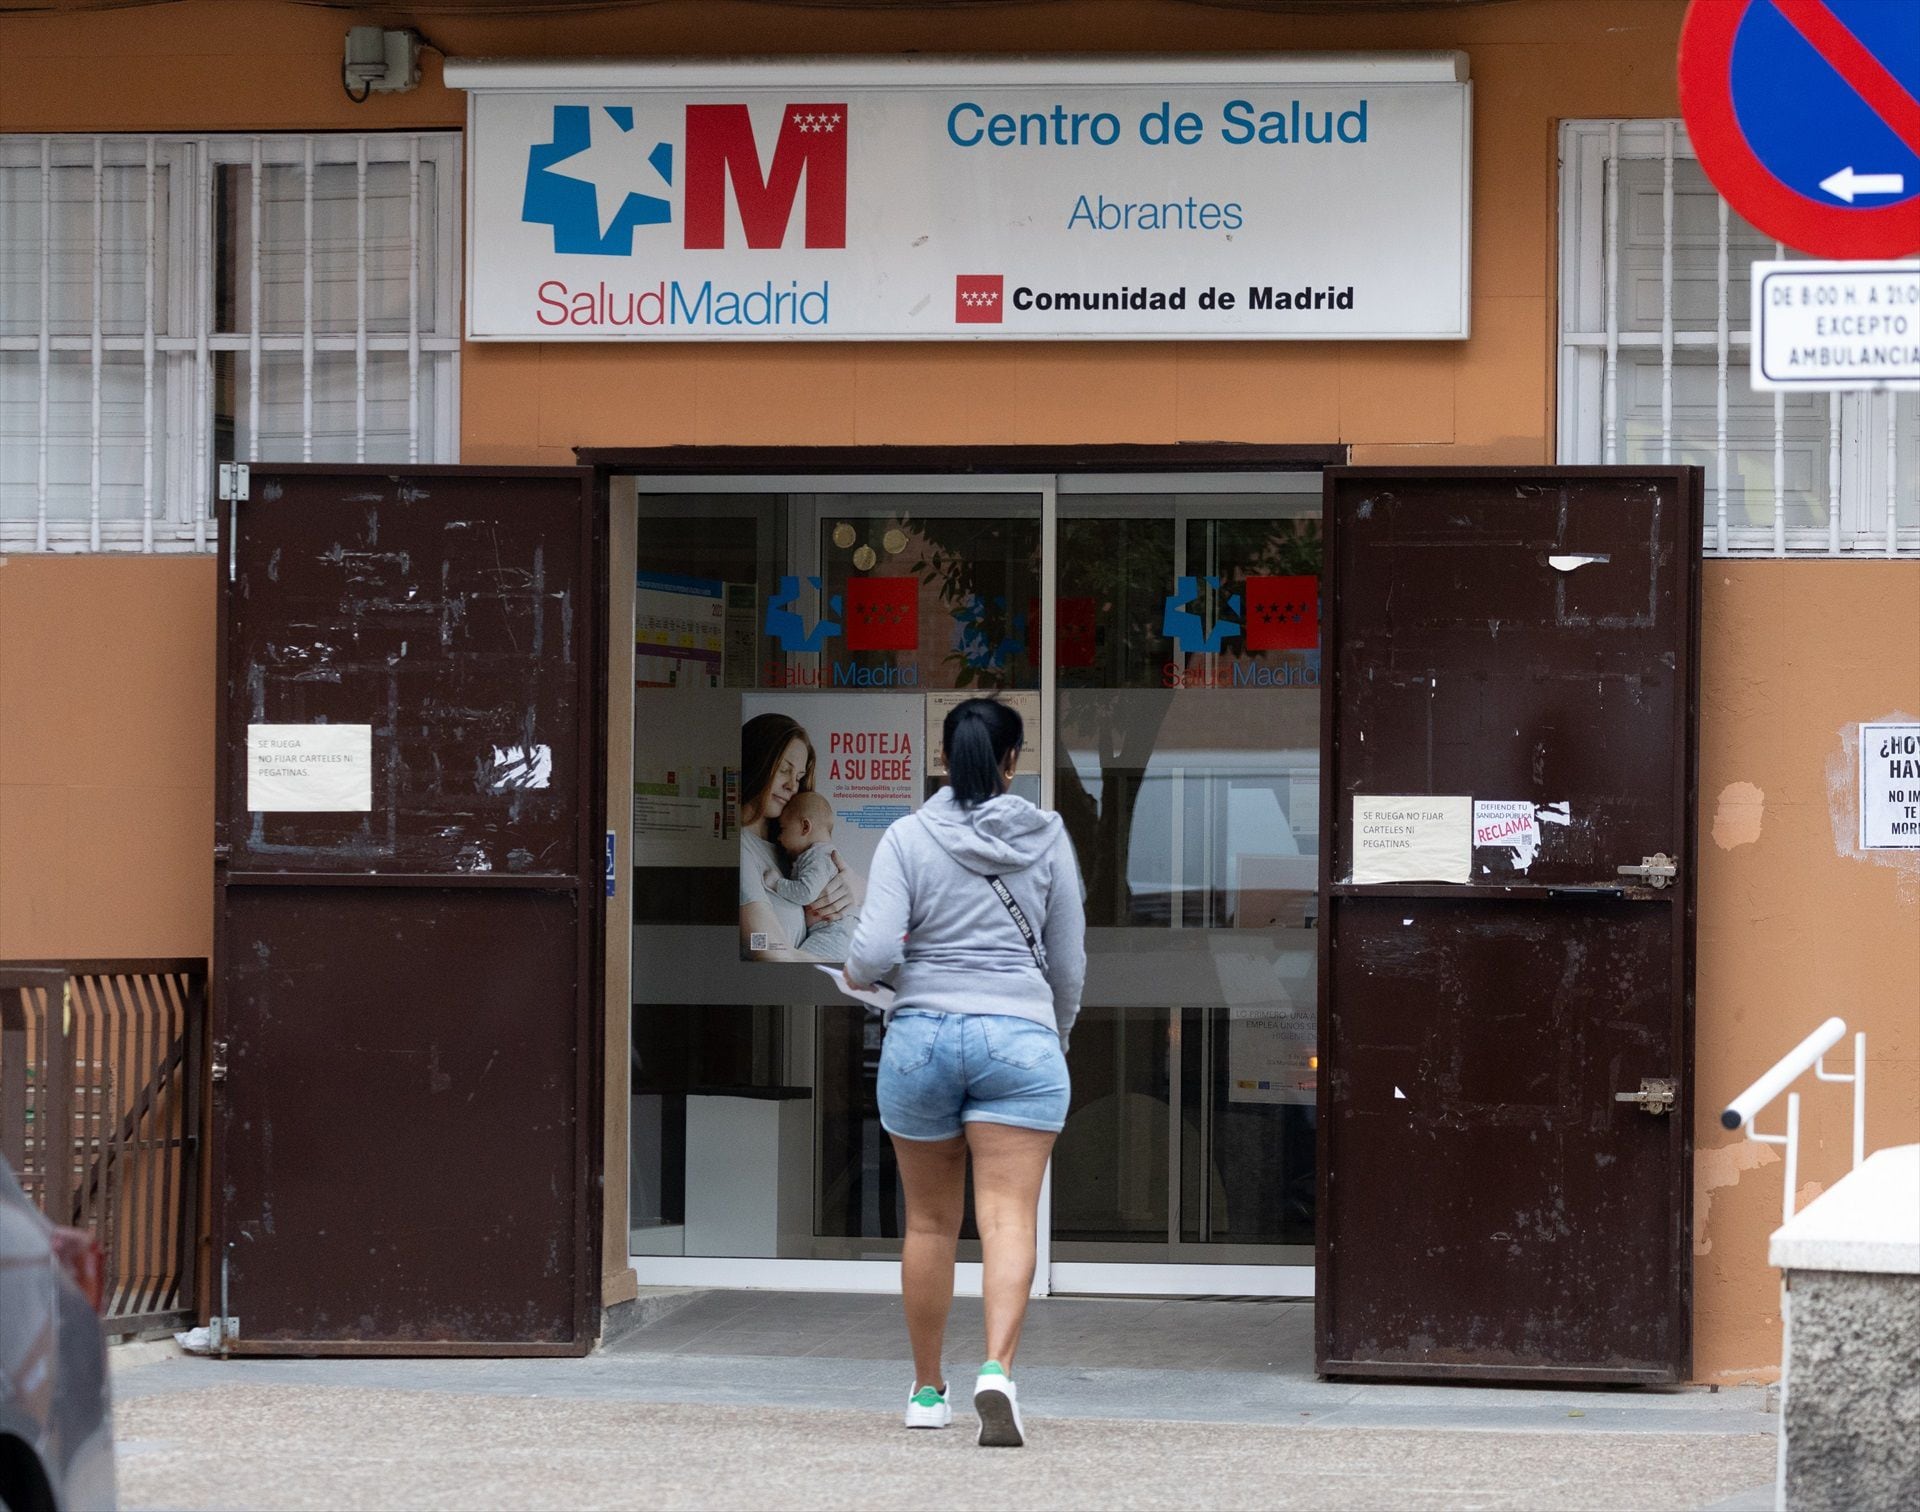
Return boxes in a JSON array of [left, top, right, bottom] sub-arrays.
[[1350, 796, 1471, 884], [1859, 722, 1920, 850], [246, 724, 373, 812], [449, 55, 1472, 341], [1750, 261, 1920, 392]]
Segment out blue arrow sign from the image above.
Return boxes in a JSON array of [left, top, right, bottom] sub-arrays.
[[1731, 0, 1920, 211]]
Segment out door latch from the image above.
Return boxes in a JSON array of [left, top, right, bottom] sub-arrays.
[[1616, 852, 1678, 888], [211, 1039, 229, 1085], [1615, 1077, 1677, 1115]]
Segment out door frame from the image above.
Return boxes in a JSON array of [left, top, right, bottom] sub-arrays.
[[603, 448, 1338, 1301]]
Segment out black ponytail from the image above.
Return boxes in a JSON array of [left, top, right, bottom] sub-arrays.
[[943, 697, 1024, 808]]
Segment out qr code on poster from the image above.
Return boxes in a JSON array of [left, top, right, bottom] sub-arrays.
[[749, 933, 768, 950]]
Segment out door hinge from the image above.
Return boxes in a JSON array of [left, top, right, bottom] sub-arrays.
[[1616, 852, 1678, 888], [210, 1038, 229, 1085], [1615, 1077, 1678, 1115], [217, 462, 249, 502]]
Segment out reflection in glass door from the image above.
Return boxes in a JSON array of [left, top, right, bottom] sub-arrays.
[[621, 479, 1043, 1279], [617, 472, 1322, 1295], [1050, 483, 1321, 1289]]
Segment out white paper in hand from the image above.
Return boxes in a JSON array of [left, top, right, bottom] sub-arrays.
[[817, 964, 896, 1011]]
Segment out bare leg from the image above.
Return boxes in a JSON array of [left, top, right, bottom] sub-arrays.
[[889, 1132, 968, 1392], [965, 1121, 1056, 1371]]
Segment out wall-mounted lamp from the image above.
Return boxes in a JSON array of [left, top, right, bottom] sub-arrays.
[[342, 27, 422, 102]]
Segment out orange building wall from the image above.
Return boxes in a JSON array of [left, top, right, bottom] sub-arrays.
[[3, 0, 1917, 1382]]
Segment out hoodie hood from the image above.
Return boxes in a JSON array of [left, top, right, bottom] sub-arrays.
[[916, 787, 1063, 875]]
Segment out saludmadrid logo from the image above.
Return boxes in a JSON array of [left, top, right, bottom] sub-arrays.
[[522, 101, 847, 330], [763, 575, 922, 686]]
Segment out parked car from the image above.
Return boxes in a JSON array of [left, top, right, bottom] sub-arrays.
[[0, 1154, 114, 1512]]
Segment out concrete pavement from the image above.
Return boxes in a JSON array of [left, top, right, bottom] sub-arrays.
[[108, 1291, 1779, 1510]]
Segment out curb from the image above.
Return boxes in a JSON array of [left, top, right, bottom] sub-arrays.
[[109, 1337, 188, 1374], [597, 1287, 706, 1350]]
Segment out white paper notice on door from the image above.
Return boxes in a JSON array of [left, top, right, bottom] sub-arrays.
[[246, 724, 372, 812], [1350, 796, 1470, 884]]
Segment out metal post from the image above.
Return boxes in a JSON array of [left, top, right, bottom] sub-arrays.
[[1827, 394, 1841, 556], [408, 135, 422, 464], [0, 987, 29, 1173], [1854, 1033, 1866, 1170], [1781, 1090, 1799, 1228], [36, 137, 51, 553], [302, 138, 315, 462], [355, 137, 368, 463], [192, 139, 210, 553], [1772, 241, 1786, 557], [142, 139, 157, 554], [43, 977, 76, 1226], [1660, 121, 1674, 464], [1888, 395, 1901, 558], [88, 138, 103, 553], [1603, 124, 1620, 465], [1813, 1030, 1867, 1172], [247, 137, 262, 463]]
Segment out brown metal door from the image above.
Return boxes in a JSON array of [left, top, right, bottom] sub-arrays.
[[1316, 466, 1701, 1384], [212, 464, 604, 1354]]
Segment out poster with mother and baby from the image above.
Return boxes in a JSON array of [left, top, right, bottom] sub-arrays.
[[738, 693, 922, 962]]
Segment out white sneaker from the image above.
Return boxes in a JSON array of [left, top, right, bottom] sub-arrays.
[[903, 1383, 951, 1429], [973, 1362, 1025, 1448]]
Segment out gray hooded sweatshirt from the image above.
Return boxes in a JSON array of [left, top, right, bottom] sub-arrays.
[[845, 788, 1086, 1048]]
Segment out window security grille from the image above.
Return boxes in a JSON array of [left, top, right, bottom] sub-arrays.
[[1, 133, 461, 553], [1559, 121, 1915, 558]]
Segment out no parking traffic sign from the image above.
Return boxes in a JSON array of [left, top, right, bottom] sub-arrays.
[[1680, 0, 1920, 258]]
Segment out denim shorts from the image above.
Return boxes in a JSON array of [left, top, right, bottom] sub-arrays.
[[877, 1010, 1071, 1142]]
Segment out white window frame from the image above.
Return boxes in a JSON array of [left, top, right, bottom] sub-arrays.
[[1, 132, 462, 554], [1558, 120, 1914, 558]]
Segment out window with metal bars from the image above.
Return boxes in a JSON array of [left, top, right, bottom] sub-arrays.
[[1558, 121, 1915, 558], [0, 133, 461, 553]]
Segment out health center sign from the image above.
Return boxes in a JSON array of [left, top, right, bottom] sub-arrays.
[[447, 55, 1472, 341]]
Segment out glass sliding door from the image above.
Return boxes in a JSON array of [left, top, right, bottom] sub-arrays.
[[616, 470, 1321, 1297], [620, 477, 1046, 1287], [1048, 480, 1321, 1294]]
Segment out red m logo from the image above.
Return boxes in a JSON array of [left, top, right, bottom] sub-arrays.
[[683, 103, 848, 250]]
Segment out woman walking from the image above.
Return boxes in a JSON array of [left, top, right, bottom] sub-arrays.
[[844, 697, 1085, 1448]]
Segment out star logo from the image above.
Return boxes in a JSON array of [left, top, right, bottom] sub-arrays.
[[955, 274, 1004, 324], [522, 105, 674, 256], [844, 577, 918, 652], [1243, 575, 1319, 651]]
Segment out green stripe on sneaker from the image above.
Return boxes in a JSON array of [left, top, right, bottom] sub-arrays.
[[911, 1387, 944, 1406], [979, 1361, 1007, 1377]]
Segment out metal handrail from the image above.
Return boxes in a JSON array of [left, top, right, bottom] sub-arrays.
[[1721, 1015, 1867, 1227], [1722, 1015, 1871, 1512]]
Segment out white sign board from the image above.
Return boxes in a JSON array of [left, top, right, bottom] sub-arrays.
[[1751, 261, 1920, 392], [926, 690, 1042, 776], [1350, 796, 1470, 884], [1859, 723, 1920, 850], [451, 56, 1471, 341], [246, 724, 372, 812]]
